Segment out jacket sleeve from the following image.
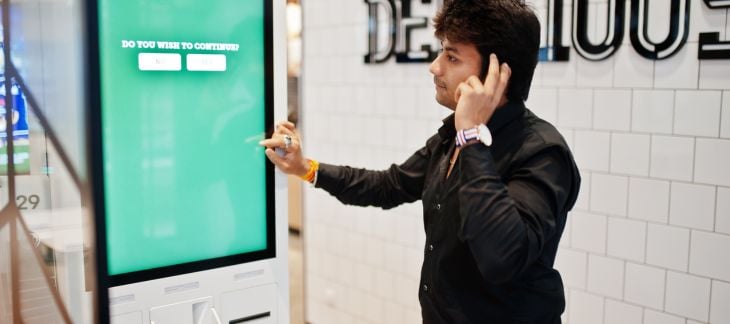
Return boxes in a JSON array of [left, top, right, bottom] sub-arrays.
[[457, 143, 578, 284], [314, 140, 433, 210]]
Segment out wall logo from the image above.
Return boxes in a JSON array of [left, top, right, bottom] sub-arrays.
[[364, 0, 730, 64]]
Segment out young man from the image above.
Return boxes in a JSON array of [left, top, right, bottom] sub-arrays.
[[261, 0, 580, 322]]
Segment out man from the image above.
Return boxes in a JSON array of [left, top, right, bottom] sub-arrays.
[[261, 0, 580, 322]]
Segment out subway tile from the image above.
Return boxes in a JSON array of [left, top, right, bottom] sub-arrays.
[[649, 135, 694, 181], [594, 89, 632, 131], [571, 211, 607, 254], [631, 90, 674, 134], [613, 45, 654, 89], [646, 223, 690, 271], [542, 53, 577, 87], [576, 54, 615, 88], [720, 91, 730, 138], [643, 309, 685, 324], [555, 248, 587, 289], [568, 291, 604, 324], [590, 173, 628, 216], [624, 263, 665, 309], [695, 138, 730, 187], [574, 130, 610, 172], [699, 59, 730, 90], [718, 187, 730, 235], [610, 133, 650, 176], [587, 254, 624, 299], [655, 43, 699, 89], [690, 230, 730, 282], [526, 88, 558, 125], [669, 182, 716, 231], [711, 280, 730, 324], [604, 299, 642, 324], [558, 89, 593, 128], [607, 217, 646, 262], [628, 177, 670, 223], [674, 90, 722, 137], [665, 271, 711, 322]]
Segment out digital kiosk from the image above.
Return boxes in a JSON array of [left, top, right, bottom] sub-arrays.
[[89, 0, 289, 323]]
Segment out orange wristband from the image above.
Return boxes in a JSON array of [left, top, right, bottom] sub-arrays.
[[300, 159, 319, 183]]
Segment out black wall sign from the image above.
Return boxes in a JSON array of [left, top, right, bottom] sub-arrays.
[[364, 0, 730, 64]]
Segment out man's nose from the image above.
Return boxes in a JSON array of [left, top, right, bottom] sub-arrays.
[[429, 58, 440, 76]]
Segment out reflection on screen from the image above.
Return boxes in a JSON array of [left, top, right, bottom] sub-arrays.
[[98, 0, 272, 282]]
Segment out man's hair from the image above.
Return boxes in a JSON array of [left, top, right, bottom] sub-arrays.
[[433, 0, 540, 102]]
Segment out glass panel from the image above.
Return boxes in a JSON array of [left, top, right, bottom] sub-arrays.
[[0, 224, 13, 323], [15, 218, 69, 324], [17, 105, 91, 323]]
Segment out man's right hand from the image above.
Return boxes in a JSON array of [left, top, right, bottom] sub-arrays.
[[259, 121, 310, 177]]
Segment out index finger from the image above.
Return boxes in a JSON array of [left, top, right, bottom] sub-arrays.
[[483, 53, 500, 87]]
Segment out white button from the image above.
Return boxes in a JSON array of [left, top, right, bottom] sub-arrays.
[[138, 53, 181, 71], [186, 54, 227, 71], [436, 204, 441, 210]]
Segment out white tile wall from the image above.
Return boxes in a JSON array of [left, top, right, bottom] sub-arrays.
[[711, 280, 730, 324], [632, 90, 674, 134], [587, 255, 624, 299], [717, 186, 730, 235], [674, 91, 722, 137], [722, 91, 730, 139], [594, 90, 632, 131], [664, 271, 711, 322], [624, 263, 665, 310], [604, 299, 643, 324], [607, 217, 646, 262], [571, 212, 607, 254], [694, 138, 730, 187], [649, 135, 695, 181], [611, 133, 650, 176], [302, 2, 730, 324], [669, 182, 716, 231], [574, 130, 610, 172], [628, 177, 670, 223], [689, 230, 730, 282], [590, 173, 628, 216], [558, 89, 593, 128], [646, 223, 690, 271], [555, 249, 587, 289], [568, 290, 604, 324], [643, 309, 685, 324]]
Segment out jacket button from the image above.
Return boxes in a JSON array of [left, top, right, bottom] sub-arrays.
[[422, 284, 429, 292], [428, 244, 434, 251], [436, 203, 441, 210]]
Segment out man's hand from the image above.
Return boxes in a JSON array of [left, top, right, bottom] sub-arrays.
[[454, 54, 511, 130], [259, 121, 310, 177]]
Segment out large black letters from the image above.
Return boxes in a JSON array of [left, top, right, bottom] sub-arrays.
[[698, 0, 730, 59], [539, 0, 571, 61], [364, 0, 397, 63], [629, 0, 691, 60], [572, 0, 626, 61]]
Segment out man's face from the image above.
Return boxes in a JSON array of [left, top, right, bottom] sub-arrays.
[[429, 39, 482, 110]]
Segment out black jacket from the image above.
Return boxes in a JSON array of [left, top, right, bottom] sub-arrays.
[[315, 101, 581, 323]]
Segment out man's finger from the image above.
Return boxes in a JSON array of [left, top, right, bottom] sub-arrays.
[[276, 125, 295, 136], [259, 138, 286, 148], [265, 148, 288, 168], [455, 82, 472, 103], [483, 53, 500, 88], [494, 63, 511, 102], [278, 121, 297, 132], [466, 76, 483, 92]]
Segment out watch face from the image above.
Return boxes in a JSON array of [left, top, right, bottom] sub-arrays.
[[478, 124, 492, 146]]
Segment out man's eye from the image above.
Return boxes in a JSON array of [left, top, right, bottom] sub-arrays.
[[447, 55, 457, 62]]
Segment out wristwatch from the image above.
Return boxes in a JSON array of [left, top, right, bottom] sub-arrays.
[[455, 124, 492, 147]]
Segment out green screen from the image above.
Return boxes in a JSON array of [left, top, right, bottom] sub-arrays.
[[99, 0, 269, 277]]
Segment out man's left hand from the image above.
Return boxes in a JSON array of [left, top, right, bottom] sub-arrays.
[[454, 53, 511, 130]]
